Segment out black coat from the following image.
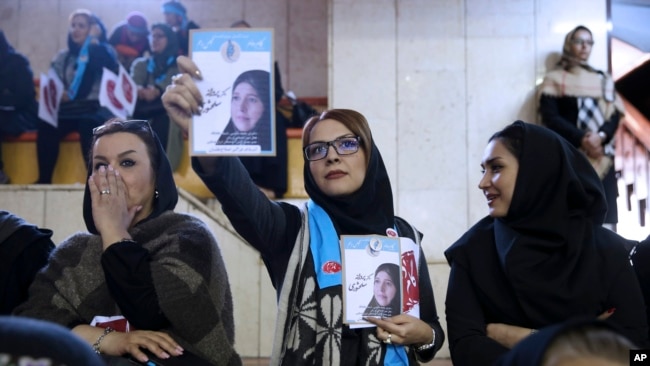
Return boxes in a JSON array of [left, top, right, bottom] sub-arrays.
[[0, 32, 39, 136], [0, 212, 54, 315]]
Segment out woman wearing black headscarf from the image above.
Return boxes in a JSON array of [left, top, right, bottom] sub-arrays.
[[14, 119, 240, 365], [131, 23, 181, 170], [162, 56, 445, 365], [444, 121, 648, 366]]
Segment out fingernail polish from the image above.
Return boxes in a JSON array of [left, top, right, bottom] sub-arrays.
[[608, 307, 616, 314]]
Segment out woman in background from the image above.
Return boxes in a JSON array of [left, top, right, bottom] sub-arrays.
[[130, 23, 181, 171], [35, 9, 118, 184], [538, 25, 624, 231], [161, 0, 199, 56], [108, 11, 151, 70]]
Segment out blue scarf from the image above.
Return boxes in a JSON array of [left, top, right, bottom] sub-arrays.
[[68, 36, 91, 100], [307, 200, 408, 365], [147, 56, 175, 85]]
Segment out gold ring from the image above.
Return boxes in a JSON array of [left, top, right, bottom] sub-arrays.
[[384, 333, 392, 344], [100, 190, 110, 195]]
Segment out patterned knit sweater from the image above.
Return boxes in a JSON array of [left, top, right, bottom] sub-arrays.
[[14, 211, 240, 366]]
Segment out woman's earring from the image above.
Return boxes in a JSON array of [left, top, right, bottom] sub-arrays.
[[155, 190, 159, 199]]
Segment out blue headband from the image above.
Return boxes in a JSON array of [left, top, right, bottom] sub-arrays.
[[162, 3, 188, 28], [162, 3, 186, 17]]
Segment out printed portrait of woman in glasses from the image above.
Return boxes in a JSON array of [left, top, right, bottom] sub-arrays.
[[215, 69, 273, 152]]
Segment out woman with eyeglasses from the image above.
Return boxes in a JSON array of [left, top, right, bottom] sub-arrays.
[[35, 9, 119, 184], [130, 23, 182, 171], [15, 119, 240, 365], [444, 121, 648, 366], [538, 25, 625, 232], [162, 56, 444, 365]]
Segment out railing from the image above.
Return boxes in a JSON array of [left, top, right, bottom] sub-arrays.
[[616, 97, 650, 226]]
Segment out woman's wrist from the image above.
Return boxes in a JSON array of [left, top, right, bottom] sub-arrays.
[[415, 328, 435, 352], [92, 327, 115, 354]]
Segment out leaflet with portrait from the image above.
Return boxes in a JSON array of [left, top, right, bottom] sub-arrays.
[[341, 234, 422, 329], [189, 28, 277, 156], [341, 235, 403, 328]]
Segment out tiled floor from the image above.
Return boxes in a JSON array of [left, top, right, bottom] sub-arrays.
[[241, 358, 453, 365]]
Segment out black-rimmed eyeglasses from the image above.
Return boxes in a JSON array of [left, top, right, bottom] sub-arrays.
[[92, 119, 153, 136], [303, 136, 361, 161], [570, 39, 594, 47]]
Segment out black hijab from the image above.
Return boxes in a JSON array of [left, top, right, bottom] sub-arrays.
[[82, 122, 178, 235], [497, 121, 605, 321], [447, 121, 607, 325], [500, 121, 606, 225], [303, 125, 394, 236]]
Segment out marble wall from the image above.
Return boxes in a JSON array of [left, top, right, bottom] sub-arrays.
[[0, 0, 328, 97]]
